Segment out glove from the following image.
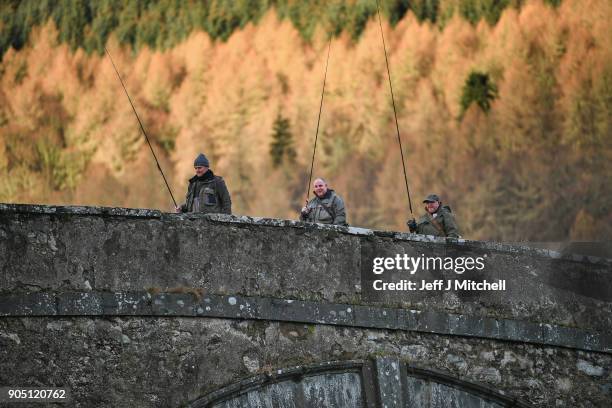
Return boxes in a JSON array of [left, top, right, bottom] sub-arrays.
[[301, 201, 311, 216], [407, 219, 417, 232]]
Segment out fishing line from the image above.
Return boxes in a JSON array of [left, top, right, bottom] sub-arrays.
[[375, 0, 414, 215], [305, 37, 332, 201]]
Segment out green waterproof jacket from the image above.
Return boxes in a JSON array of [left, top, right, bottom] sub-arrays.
[[300, 190, 347, 226], [415, 206, 459, 238], [180, 170, 231, 214]]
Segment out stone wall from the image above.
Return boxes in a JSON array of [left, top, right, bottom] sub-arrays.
[[0, 204, 611, 407]]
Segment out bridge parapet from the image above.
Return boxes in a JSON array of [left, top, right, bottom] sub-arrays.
[[0, 204, 611, 407]]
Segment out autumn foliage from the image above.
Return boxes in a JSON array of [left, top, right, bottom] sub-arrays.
[[0, 0, 610, 241]]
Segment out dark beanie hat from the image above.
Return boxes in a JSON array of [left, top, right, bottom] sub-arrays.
[[194, 153, 209, 167]]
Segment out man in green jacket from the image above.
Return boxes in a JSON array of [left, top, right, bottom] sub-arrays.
[[176, 153, 232, 214], [407, 194, 460, 238], [300, 178, 347, 226]]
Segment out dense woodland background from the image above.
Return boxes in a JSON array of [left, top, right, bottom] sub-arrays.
[[0, 0, 610, 241]]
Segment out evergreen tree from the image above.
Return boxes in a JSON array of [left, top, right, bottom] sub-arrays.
[[460, 71, 498, 117], [1, 0, 528, 60], [458, 0, 511, 25], [412, 0, 440, 23], [269, 112, 295, 168]]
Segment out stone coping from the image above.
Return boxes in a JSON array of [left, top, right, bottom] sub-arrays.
[[1, 291, 609, 354], [1, 203, 610, 266]]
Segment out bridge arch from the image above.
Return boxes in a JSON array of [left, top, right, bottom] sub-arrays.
[[190, 358, 531, 408]]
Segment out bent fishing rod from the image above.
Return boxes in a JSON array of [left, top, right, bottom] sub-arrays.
[[104, 47, 178, 208]]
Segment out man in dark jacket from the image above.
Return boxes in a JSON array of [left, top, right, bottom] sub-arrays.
[[300, 178, 347, 226], [176, 153, 231, 214], [407, 194, 459, 238]]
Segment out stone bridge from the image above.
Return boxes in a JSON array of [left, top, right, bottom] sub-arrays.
[[0, 204, 610, 407]]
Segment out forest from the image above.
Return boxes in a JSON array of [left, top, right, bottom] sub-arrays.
[[0, 0, 610, 241]]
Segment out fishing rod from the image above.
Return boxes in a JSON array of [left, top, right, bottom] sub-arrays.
[[375, 0, 414, 216], [305, 37, 332, 202], [104, 47, 178, 208]]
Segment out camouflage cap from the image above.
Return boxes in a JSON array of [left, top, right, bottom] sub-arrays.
[[423, 194, 440, 203]]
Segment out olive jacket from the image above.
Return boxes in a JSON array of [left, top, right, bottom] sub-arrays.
[[300, 190, 347, 226], [179, 170, 231, 214], [415, 206, 459, 238]]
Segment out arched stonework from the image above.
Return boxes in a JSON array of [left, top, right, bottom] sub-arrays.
[[190, 358, 531, 408]]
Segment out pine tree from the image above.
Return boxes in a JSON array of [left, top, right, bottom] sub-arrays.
[[269, 112, 296, 169], [460, 71, 497, 117]]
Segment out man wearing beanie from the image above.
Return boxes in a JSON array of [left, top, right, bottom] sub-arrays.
[[175, 153, 232, 214]]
